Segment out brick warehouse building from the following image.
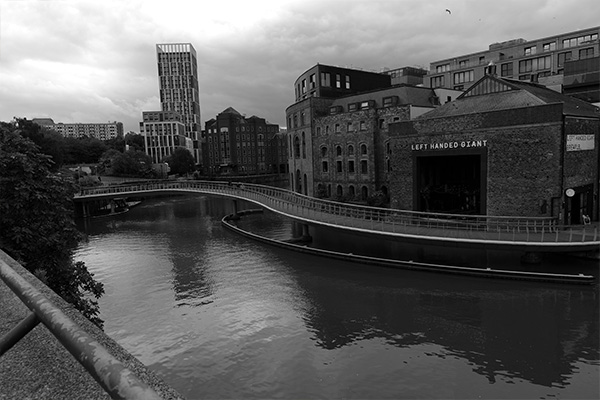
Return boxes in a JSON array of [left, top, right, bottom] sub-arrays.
[[203, 107, 283, 175], [287, 63, 461, 197], [389, 74, 600, 224]]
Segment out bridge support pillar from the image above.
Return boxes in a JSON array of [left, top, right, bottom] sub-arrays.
[[301, 224, 312, 242], [82, 202, 90, 218], [110, 200, 116, 214], [520, 252, 542, 264], [230, 199, 240, 220]]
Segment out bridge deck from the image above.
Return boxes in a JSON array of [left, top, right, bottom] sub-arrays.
[[74, 180, 600, 253]]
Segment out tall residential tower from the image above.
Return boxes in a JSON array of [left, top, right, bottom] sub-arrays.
[[156, 43, 202, 162]]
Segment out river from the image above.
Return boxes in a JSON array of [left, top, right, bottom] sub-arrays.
[[75, 195, 599, 399]]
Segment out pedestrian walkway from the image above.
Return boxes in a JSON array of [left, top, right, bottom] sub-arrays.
[[0, 251, 184, 400]]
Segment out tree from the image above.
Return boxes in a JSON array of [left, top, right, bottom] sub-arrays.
[[111, 149, 155, 177], [124, 132, 145, 152], [0, 122, 104, 327], [164, 148, 195, 176], [16, 118, 65, 170]]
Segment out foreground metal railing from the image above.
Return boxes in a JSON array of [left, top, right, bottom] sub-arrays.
[[75, 180, 599, 245], [0, 258, 162, 400]]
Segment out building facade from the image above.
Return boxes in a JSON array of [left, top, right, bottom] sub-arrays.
[[389, 74, 599, 224], [286, 63, 459, 198], [426, 26, 599, 104], [155, 43, 202, 162], [139, 111, 191, 164], [32, 118, 124, 141], [203, 107, 283, 175]]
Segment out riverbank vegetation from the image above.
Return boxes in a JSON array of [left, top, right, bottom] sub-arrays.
[[0, 120, 105, 328]]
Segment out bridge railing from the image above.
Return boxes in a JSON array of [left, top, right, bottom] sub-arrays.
[[76, 180, 598, 244]]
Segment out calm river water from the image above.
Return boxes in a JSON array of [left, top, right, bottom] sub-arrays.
[[75, 195, 599, 399]]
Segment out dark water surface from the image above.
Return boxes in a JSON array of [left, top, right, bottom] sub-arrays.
[[75, 195, 599, 399]]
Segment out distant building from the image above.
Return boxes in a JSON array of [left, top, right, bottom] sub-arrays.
[[425, 26, 600, 104], [32, 118, 123, 141], [146, 43, 202, 163], [139, 111, 192, 164], [389, 74, 600, 223], [203, 107, 284, 175]]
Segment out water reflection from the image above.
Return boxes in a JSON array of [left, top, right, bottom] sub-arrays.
[[236, 212, 599, 390]]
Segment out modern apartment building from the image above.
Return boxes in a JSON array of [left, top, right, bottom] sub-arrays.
[[203, 107, 283, 175], [139, 111, 192, 164], [155, 43, 202, 162], [425, 26, 599, 103], [31, 118, 123, 141]]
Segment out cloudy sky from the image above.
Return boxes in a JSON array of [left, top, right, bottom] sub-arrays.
[[1, 0, 598, 133]]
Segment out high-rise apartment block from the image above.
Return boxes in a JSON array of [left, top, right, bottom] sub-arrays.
[[141, 43, 202, 164]]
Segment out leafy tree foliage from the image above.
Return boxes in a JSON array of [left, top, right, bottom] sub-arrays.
[[0, 122, 104, 327], [99, 148, 155, 177], [164, 148, 195, 176], [125, 132, 145, 152]]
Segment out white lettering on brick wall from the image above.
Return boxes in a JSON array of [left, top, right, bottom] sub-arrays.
[[411, 140, 488, 151], [566, 134, 595, 151]]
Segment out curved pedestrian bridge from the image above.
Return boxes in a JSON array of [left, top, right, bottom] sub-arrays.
[[74, 180, 600, 253]]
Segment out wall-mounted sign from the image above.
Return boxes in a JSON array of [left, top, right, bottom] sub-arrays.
[[411, 139, 488, 151], [566, 134, 595, 151]]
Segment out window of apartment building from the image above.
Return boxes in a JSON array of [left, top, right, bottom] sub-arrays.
[[431, 75, 444, 88], [359, 121, 366, 131], [519, 55, 551, 73], [321, 72, 331, 87], [336, 161, 343, 173], [348, 103, 358, 112], [336, 74, 341, 88], [345, 75, 351, 89], [329, 106, 342, 114], [360, 101, 371, 110], [453, 70, 473, 84], [524, 46, 537, 56], [563, 33, 598, 48], [347, 122, 354, 132], [501, 62, 513, 77], [335, 123, 341, 133], [301, 79, 306, 94], [579, 47, 595, 60], [316, 126, 321, 135], [379, 119, 385, 129], [348, 160, 355, 173], [360, 144, 367, 155], [310, 74, 316, 89], [336, 145, 342, 156], [543, 42, 556, 52], [479, 56, 486, 65], [322, 161, 328, 173], [300, 112, 305, 125], [458, 60, 468, 68], [321, 146, 328, 157], [325, 125, 330, 134], [558, 51, 572, 67], [435, 64, 449, 73], [348, 144, 354, 155], [360, 160, 368, 174], [293, 115, 298, 128]]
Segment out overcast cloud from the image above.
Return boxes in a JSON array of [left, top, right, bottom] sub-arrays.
[[1, 0, 598, 132]]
